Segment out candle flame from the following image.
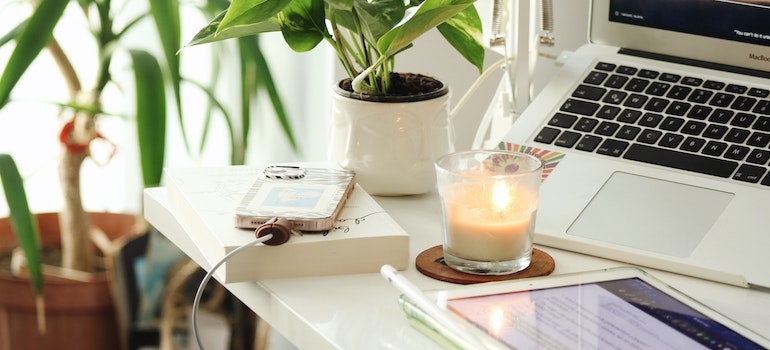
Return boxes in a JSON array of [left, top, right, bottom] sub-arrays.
[[492, 181, 510, 211]]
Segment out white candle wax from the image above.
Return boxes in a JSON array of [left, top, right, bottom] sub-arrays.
[[444, 182, 536, 261]]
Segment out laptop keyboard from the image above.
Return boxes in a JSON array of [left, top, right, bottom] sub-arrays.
[[535, 61, 770, 185]]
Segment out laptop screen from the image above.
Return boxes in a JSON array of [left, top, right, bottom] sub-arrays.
[[591, 0, 770, 73], [609, 0, 770, 48]]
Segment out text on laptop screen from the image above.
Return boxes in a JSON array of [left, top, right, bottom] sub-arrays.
[[609, 0, 770, 49]]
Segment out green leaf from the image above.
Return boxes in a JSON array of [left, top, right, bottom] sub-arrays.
[[219, 0, 293, 32], [130, 50, 166, 188], [188, 10, 280, 46], [349, 0, 406, 45], [0, 0, 69, 108], [377, 0, 474, 58], [437, 5, 484, 73], [248, 37, 297, 150], [278, 0, 327, 52], [0, 154, 43, 297]]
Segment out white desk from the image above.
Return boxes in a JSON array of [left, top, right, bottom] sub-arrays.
[[144, 187, 770, 349]]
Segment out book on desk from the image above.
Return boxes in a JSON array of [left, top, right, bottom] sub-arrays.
[[155, 165, 410, 283]]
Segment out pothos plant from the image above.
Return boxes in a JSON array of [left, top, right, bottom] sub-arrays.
[[188, 0, 485, 96], [0, 0, 294, 331]]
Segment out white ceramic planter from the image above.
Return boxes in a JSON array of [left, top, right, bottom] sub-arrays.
[[328, 80, 454, 196]]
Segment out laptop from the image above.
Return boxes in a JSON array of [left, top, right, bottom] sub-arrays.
[[501, 0, 770, 290]]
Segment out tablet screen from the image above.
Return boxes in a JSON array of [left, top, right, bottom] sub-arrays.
[[446, 277, 763, 350]]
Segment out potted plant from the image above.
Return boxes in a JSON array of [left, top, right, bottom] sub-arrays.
[[0, 0, 294, 348], [188, 0, 485, 195]]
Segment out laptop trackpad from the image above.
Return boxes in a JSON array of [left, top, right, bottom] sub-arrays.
[[567, 172, 733, 257]]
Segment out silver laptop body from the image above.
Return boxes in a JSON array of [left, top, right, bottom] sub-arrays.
[[502, 0, 770, 289]]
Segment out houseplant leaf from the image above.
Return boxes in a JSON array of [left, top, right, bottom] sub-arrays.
[[278, 0, 327, 52], [130, 50, 167, 188], [0, 0, 68, 108], [436, 5, 484, 73], [219, 0, 292, 32], [0, 154, 43, 296], [188, 10, 280, 46], [377, 0, 474, 58]]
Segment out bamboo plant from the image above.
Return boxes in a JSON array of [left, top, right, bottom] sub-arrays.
[[188, 0, 485, 96], [0, 0, 294, 331]]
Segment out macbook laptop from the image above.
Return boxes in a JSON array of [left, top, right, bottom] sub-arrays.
[[501, 0, 770, 290]]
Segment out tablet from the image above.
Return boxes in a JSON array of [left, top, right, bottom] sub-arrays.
[[399, 267, 769, 350]]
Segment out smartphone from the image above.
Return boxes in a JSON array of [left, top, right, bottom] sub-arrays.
[[233, 165, 355, 231]]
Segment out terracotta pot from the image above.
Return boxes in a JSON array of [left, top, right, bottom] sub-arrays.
[[328, 76, 455, 196], [0, 212, 136, 350]]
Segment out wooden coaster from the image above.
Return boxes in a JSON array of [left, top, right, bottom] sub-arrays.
[[415, 245, 555, 284]]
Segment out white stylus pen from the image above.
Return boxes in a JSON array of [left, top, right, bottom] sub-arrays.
[[380, 264, 487, 349]]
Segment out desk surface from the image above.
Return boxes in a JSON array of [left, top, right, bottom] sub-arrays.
[[144, 187, 770, 349]]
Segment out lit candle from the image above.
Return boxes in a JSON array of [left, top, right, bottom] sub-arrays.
[[444, 181, 536, 261]]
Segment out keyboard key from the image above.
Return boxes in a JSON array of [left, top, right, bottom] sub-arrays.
[[561, 98, 600, 116], [605, 75, 629, 88], [703, 141, 728, 156], [680, 137, 706, 152], [644, 97, 669, 112], [724, 145, 750, 160], [703, 124, 728, 139], [747, 131, 770, 147], [687, 105, 713, 120], [733, 164, 766, 183], [597, 139, 629, 157], [682, 77, 704, 86], [595, 62, 616, 71], [731, 96, 757, 111], [646, 82, 671, 96], [704, 80, 726, 90], [708, 109, 734, 124], [666, 85, 692, 100], [602, 90, 628, 104], [710, 92, 735, 107], [616, 66, 638, 75], [576, 135, 603, 151], [726, 84, 748, 94], [625, 78, 650, 92], [660, 117, 685, 131], [617, 109, 643, 123], [681, 120, 707, 135], [731, 112, 756, 128], [555, 131, 582, 147], [535, 127, 560, 143], [624, 144, 738, 178], [616, 125, 642, 140], [660, 73, 681, 82], [752, 100, 770, 115], [658, 133, 684, 148], [639, 113, 663, 127], [597, 105, 621, 119], [574, 117, 599, 132], [665, 101, 691, 116], [623, 94, 648, 108], [746, 148, 770, 164], [748, 88, 770, 98], [572, 84, 606, 100], [584, 71, 608, 85], [638, 69, 659, 79], [548, 113, 578, 128], [595, 121, 620, 136], [688, 89, 713, 104], [724, 128, 750, 143], [637, 129, 663, 144], [754, 116, 770, 131]]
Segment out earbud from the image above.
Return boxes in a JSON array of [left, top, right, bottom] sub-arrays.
[[255, 217, 293, 245]]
